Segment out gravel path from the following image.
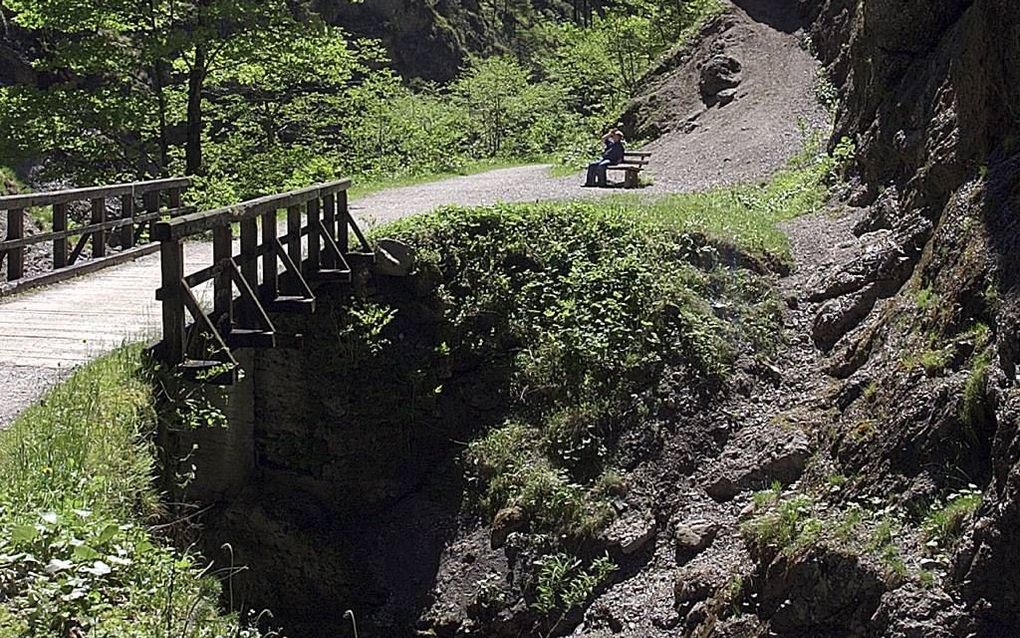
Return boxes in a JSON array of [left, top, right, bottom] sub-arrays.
[[0, 364, 73, 427]]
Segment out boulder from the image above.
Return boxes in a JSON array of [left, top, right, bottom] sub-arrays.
[[759, 546, 884, 636], [699, 55, 742, 100], [490, 506, 526, 549], [374, 238, 415, 277], [605, 511, 657, 556], [700, 425, 812, 502], [716, 87, 739, 106], [674, 519, 720, 560]]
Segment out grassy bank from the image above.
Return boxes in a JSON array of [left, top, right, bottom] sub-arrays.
[[0, 347, 246, 637]]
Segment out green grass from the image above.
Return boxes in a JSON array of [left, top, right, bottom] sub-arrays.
[[742, 492, 821, 557], [0, 346, 249, 637], [923, 489, 983, 548]]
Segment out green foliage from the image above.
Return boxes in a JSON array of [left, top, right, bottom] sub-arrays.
[[0, 0, 724, 204], [868, 516, 907, 580], [961, 355, 990, 425], [916, 286, 939, 310], [742, 493, 821, 557], [0, 347, 251, 636], [923, 488, 983, 548], [378, 190, 795, 542], [532, 553, 616, 616], [917, 347, 953, 375]]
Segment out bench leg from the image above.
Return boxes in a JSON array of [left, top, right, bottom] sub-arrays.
[[625, 170, 640, 188]]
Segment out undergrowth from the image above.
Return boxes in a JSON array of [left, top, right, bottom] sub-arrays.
[[0, 346, 250, 637], [370, 167, 824, 569]]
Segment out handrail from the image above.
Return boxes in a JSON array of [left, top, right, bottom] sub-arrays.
[[153, 179, 351, 242], [0, 177, 191, 209], [153, 177, 371, 371], [1, 176, 192, 293]]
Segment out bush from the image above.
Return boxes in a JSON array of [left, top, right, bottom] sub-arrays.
[[377, 187, 804, 542]]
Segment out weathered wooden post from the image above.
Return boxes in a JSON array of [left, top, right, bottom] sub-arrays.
[[213, 225, 233, 327], [239, 218, 258, 328], [53, 203, 68, 268], [261, 210, 278, 298], [307, 196, 321, 272], [120, 194, 136, 249], [322, 191, 337, 268], [143, 190, 159, 243], [5, 208, 24, 281], [158, 235, 186, 364], [90, 197, 107, 258], [337, 189, 350, 256], [286, 204, 301, 292]]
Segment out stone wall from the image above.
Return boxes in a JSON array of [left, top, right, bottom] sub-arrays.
[[160, 264, 511, 636]]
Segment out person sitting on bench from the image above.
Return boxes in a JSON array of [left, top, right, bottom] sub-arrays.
[[584, 129, 626, 187]]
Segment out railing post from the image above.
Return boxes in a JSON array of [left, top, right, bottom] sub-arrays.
[[159, 238, 186, 364], [337, 190, 349, 256], [261, 210, 278, 299], [53, 203, 68, 268], [168, 188, 182, 209], [322, 192, 337, 269], [90, 198, 106, 258], [239, 218, 258, 327], [286, 204, 301, 292], [5, 209, 24, 281], [213, 225, 233, 327], [120, 194, 135, 249], [143, 191, 159, 244], [307, 197, 321, 272]]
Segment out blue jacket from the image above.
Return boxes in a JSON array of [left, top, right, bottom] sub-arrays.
[[603, 139, 625, 164]]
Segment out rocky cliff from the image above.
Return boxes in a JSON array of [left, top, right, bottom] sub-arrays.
[[797, 0, 1020, 633], [314, 0, 580, 82]]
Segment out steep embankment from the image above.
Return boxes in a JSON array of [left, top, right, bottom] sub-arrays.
[[622, 0, 828, 191], [576, 0, 1019, 636], [795, 0, 1020, 633]]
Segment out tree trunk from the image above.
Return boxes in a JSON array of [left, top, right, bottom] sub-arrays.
[[153, 60, 170, 176], [186, 44, 207, 176]]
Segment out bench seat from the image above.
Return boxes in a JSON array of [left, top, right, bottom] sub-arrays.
[[605, 151, 652, 188]]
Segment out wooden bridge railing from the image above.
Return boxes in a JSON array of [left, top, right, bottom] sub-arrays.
[[152, 178, 371, 377], [0, 177, 192, 294]]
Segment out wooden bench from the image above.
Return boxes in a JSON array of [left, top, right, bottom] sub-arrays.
[[606, 151, 652, 188]]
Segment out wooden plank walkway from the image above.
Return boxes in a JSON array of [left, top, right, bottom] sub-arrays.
[[0, 240, 214, 369]]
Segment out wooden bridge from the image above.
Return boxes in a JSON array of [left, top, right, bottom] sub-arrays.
[[0, 177, 370, 384]]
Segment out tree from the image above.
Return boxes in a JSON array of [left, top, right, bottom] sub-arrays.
[[0, 0, 357, 179]]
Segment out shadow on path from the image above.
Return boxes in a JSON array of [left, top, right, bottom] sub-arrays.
[[730, 0, 806, 33]]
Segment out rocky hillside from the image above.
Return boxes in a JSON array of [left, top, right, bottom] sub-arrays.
[[314, 0, 583, 82], [553, 0, 1020, 635], [799, 0, 1020, 633]]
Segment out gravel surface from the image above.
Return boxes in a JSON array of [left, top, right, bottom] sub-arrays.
[[0, 364, 73, 427]]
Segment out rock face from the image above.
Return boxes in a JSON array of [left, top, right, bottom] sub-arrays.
[[799, 0, 1020, 632], [315, 0, 500, 82], [698, 54, 742, 104], [755, 547, 885, 636]]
